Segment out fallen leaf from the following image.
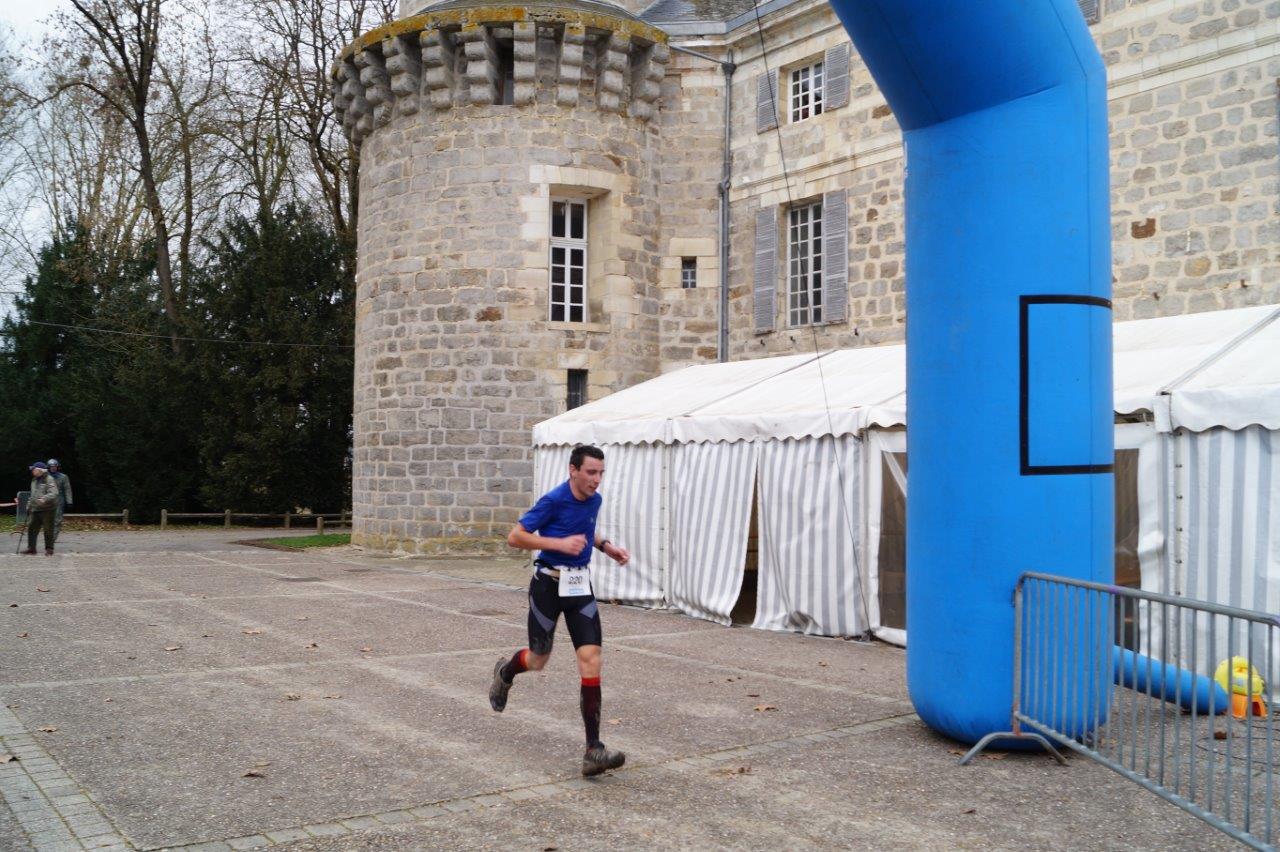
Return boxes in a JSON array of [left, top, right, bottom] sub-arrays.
[[38, 726, 56, 733], [753, 704, 777, 713], [7, 604, 16, 608], [982, 753, 1007, 761], [713, 765, 753, 777], [607, 718, 621, 726], [358, 646, 373, 653], [746, 693, 760, 698], [166, 587, 177, 591], [962, 808, 977, 815], [17, 633, 28, 639], [295, 616, 309, 621], [543, 847, 557, 852], [242, 629, 263, 635], [284, 693, 301, 701], [305, 643, 318, 649], [948, 749, 965, 757], [164, 645, 182, 652], [1214, 729, 1229, 741], [323, 694, 342, 699], [818, 661, 829, 667], [126, 656, 136, 660], [0, 754, 16, 763], [242, 769, 266, 778], [35, 587, 49, 593], [254, 761, 271, 768]]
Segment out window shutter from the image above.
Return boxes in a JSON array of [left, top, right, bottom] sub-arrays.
[[823, 43, 850, 111], [754, 208, 777, 334], [822, 189, 848, 325], [1077, 0, 1099, 24], [756, 71, 778, 133]]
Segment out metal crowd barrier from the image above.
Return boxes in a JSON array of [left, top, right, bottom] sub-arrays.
[[963, 572, 1278, 850]]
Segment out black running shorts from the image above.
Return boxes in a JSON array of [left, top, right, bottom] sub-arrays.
[[527, 569, 603, 654]]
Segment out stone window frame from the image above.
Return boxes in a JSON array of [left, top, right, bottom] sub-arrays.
[[787, 200, 824, 327], [550, 197, 589, 323], [789, 59, 824, 124]]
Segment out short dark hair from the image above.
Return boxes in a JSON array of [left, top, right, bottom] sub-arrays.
[[569, 445, 604, 469]]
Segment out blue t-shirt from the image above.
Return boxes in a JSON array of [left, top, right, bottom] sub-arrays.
[[518, 480, 602, 567]]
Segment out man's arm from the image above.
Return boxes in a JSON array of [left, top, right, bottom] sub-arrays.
[[507, 524, 587, 557], [63, 476, 72, 506], [595, 538, 630, 566]]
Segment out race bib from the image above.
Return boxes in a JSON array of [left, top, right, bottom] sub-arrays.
[[558, 567, 591, 598]]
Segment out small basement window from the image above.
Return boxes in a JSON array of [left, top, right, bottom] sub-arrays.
[[567, 369, 588, 410], [681, 257, 697, 289]]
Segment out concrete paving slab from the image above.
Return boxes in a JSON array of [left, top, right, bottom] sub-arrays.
[[615, 625, 911, 702], [0, 535, 1267, 850]]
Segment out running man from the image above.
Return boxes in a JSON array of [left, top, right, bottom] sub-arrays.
[[489, 444, 631, 776]]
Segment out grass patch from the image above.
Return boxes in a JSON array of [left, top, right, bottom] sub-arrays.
[[250, 533, 350, 549], [0, 515, 13, 533]]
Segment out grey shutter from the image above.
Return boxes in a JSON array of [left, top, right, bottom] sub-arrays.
[[822, 189, 848, 325], [1077, 0, 1099, 24], [756, 71, 778, 133], [754, 208, 777, 334], [823, 43, 850, 111]]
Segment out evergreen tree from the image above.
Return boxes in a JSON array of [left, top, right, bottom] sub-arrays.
[[188, 206, 353, 513]]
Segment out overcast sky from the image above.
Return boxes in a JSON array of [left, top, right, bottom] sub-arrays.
[[2, 0, 67, 46]]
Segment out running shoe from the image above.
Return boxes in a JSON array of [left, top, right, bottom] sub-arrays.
[[582, 744, 626, 776], [489, 658, 512, 712]]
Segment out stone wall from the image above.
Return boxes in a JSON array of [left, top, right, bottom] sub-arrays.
[[347, 9, 668, 553], [346, 0, 1278, 555], [652, 0, 1280, 362], [656, 51, 728, 371]]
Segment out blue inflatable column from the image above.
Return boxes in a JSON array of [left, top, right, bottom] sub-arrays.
[[825, 1, 1114, 743]]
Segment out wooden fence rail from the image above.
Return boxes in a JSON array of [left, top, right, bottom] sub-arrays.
[[159, 510, 352, 530], [63, 511, 129, 525]]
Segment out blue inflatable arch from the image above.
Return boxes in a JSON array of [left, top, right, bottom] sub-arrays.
[[823, 0, 1114, 743]]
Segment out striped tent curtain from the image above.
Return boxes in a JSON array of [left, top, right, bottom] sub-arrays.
[[754, 435, 868, 637], [668, 441, 759, 624], [1178, 426, 1280, 695], [589, 443, 665, 606], [533, 445, 572, 504]]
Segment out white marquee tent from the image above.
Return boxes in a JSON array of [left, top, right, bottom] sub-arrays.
[[532, 306, 1280, 672]]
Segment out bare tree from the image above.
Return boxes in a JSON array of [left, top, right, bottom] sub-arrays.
[[236, 0, 396, 244], [56, 0, 182, 350]]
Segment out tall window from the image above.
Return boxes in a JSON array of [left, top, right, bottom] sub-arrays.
[[788, 201, 823, 326], [681, 257, 697, 289], [550, 199, 587, 322], [567, 369, 588, 410], [790, 61, 824, 123]]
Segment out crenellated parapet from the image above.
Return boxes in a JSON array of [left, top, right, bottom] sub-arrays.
[[331, 1, 669, 144]]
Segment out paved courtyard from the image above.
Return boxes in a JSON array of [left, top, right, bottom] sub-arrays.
[[0, 533, 1234, 850]]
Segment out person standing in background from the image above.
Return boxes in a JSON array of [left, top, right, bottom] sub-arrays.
[[48, 459, 73, 537], [26, 462, 60, 556]]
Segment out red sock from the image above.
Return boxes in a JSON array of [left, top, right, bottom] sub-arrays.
[[580, 677, 602, 747], [500, 649, 528, 683]]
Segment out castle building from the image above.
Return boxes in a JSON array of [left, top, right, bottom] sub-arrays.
[[334, 0, 1280, 554]]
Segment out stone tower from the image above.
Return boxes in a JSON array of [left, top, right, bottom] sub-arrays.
[[333, 0, 670, 553]]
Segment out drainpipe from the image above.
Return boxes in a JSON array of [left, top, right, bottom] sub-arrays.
[[669, 44, 736, 363]]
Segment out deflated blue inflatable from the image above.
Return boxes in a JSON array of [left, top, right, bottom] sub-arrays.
[[1114, 648, 1232, 716], [825, 0, 1113, 743]]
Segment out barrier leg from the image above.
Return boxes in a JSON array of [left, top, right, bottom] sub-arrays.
[[959, 730, 1068, 766]]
